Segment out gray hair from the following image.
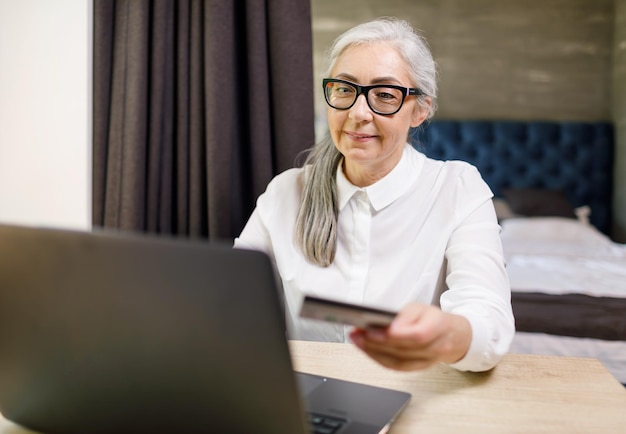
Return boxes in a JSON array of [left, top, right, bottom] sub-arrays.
[[295, 17, 438, 266]]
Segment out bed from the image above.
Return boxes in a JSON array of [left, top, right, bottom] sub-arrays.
[[412, 120, 626, 385]]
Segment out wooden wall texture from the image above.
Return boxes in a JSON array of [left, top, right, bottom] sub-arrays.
[[312, 0, 613, 122], [613, 0, 625, 241]]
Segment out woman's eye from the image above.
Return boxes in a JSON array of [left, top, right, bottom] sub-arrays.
[[375, 90, 398, 101], [336, 86, 354, 95]]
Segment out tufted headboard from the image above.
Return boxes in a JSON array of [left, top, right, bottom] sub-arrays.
[[411, 120, 614, 234]]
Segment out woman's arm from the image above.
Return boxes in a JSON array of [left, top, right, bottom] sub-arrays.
[[351, 194, 515, 372]]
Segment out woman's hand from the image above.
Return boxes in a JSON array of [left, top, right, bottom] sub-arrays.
[[349, 303, 472, 371]]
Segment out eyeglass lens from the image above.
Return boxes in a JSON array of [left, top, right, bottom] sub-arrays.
[[324, 81, 405, 114]]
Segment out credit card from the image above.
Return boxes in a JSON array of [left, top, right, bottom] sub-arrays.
[[299, 295, 396, 328]]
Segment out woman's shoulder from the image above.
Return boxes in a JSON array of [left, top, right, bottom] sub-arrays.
[[414, 147, 481, 179], [440, 159, 481, 178], [262, 166, 306, 196], [252, 167, 306, 220]]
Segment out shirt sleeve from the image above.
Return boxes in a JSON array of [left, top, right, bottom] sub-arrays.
[[234, 204, 272, 253], [233, 167, 303, 259], [233, 188, 275, 258], [440, 165, 515, 372]]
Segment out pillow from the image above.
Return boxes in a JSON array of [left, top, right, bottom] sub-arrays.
[[500, 217, 611, 246], [574, 205, 591, 225], [492, 198, 519, 221], [501, 188, 576, 219]]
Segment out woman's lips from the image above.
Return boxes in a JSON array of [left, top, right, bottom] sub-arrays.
[[345, 131, 377, 141]]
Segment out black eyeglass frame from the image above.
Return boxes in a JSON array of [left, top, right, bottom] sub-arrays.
[[322, 78, 425, 116]]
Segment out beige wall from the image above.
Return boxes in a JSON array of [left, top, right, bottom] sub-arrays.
[[0, 0, 92, 230], [613, 0, 626, 242], [312, 0, 624, 240]]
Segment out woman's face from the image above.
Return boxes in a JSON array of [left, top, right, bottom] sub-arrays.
[[327, 42, 429, 186]]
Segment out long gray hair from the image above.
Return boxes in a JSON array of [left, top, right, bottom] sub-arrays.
[[295, 17, 438, 266]]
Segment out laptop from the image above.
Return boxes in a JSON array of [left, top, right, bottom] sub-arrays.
[[0, 224, 410, 434]]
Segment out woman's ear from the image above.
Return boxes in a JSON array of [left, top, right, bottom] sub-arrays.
[[410, 97, 431, 128]]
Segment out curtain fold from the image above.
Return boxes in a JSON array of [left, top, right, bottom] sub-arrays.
[[93, 0, 315, 240]]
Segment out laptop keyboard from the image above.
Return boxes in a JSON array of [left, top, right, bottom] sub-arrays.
[[307, 412, 348, 434]]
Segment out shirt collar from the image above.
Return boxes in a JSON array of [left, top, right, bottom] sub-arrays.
[[336, 144, 422, 211]]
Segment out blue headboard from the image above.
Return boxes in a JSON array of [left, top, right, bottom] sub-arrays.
[[411, 120, 614, 234]]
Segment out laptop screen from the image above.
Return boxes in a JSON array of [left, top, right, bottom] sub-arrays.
[[0, 224, 309, 433]]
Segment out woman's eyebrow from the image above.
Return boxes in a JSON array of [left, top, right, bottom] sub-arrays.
[[333, 73, 358, 82], [370, 76, 403, 85], [333, 73, 403, 85]]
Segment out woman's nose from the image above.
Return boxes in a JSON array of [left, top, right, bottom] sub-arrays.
[[348, 94, 374, 121]]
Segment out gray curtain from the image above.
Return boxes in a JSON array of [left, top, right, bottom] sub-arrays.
[[93, 0, 315, 241]]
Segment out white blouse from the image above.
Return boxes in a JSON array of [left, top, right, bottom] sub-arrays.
[[234, 144, 515, 372]]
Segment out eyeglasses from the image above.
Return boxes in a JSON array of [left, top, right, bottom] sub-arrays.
[[323, 78, 424, 116]]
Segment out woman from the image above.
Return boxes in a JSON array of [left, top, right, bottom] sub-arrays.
[[234, 17, 514, 372]]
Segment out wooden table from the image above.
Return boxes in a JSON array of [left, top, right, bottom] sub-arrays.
[[290, 340, 626, 433], [2, 341, 626, 433]]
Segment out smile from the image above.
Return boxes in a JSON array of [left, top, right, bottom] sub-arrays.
[[346, 131, 377, 140]]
